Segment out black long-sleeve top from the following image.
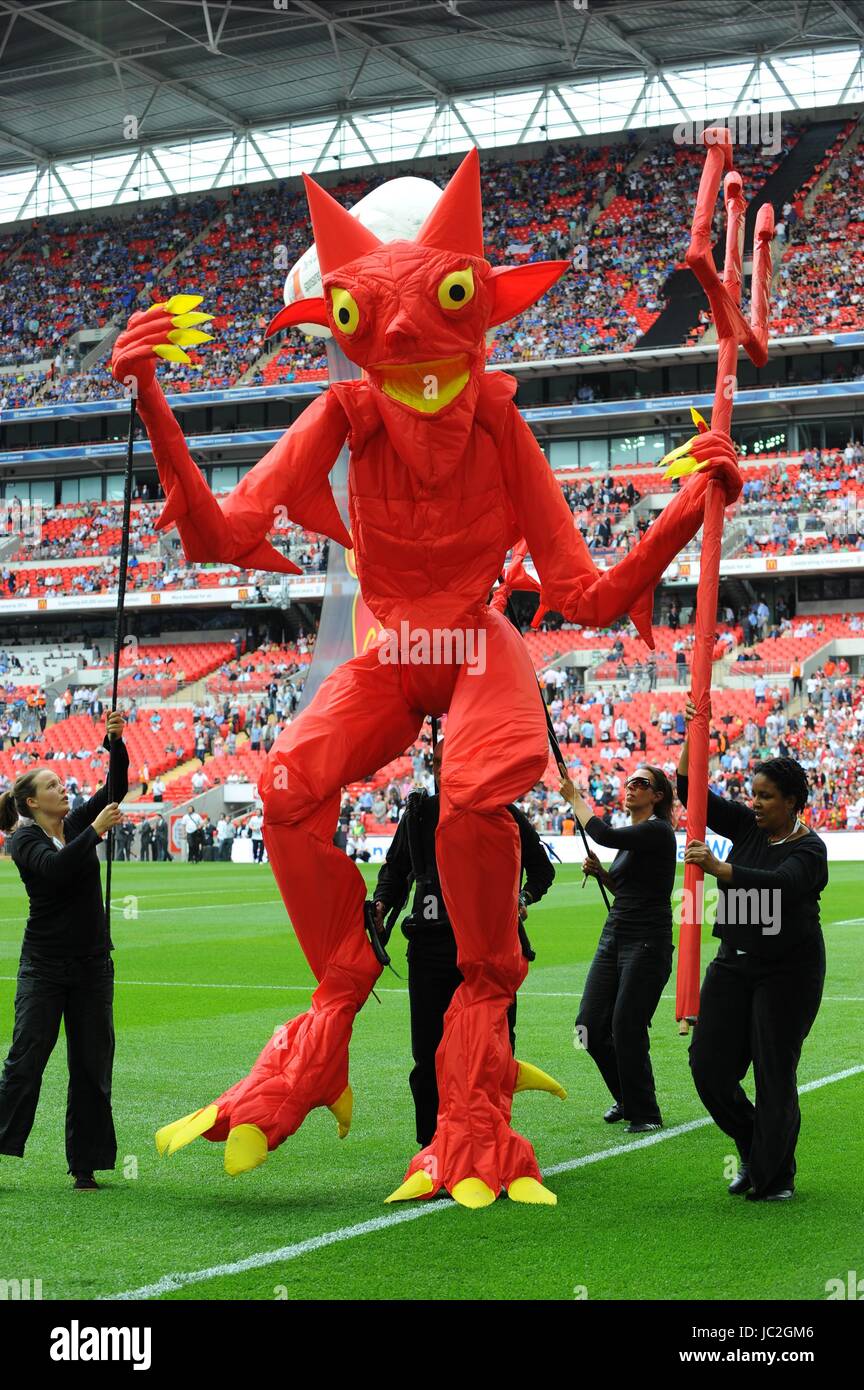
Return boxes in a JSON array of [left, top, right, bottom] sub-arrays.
[[677, 773, 827, 959], [374, 794, 555, 929], [10, 738, 129, 959], [585, 814, 677, 940]]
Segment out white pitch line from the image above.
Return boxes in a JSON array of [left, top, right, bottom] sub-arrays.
[[545, 1064, 864, 1176], [104, 1063, 864, 1302], [0, 900, 284, 927], [0, 977, 860, 1002]]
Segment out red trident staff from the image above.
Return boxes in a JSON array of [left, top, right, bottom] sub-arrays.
[[661, 127, 775, 1032]]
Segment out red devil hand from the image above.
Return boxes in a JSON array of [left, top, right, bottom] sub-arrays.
[[660, 428, 742, 505], [111, 308, 170, 395], [111, 296, 213, 399]]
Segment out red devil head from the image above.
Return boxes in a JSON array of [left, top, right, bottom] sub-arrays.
[[267, 149, 568, 415]]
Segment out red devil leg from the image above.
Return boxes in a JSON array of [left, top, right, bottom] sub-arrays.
[[387, 612, 560, 1209], [209, 649, 421, 1178], [153, 957, 371, 1178], [392, 962, 555, 1208], [386, 814, 556, 1208], [206, 904, 380, 1177]]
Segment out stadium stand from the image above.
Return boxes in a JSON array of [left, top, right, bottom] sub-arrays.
[[3, 117, 855, 407]]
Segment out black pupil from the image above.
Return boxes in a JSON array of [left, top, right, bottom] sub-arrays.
[[449, 283, 466, 301], [338, 307, 350, 324]]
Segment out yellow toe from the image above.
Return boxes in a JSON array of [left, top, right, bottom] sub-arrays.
[[508, 1176, 557, 1206], [224, 1123, 269, 1177], [384, 1170, 435, 1203], [328, 1084, 353, 1139], [451, 1177, 496, 1209], [514, 1059, 567, 1100], [156, 1103, 219, 1157]]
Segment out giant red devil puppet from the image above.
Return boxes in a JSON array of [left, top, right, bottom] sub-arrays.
[[111, 149, 741, 1208]]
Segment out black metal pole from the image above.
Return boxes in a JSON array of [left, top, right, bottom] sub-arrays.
[[105, 396, 137, 932], [499, 583, 612, 913]]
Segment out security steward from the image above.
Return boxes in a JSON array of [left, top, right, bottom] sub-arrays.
[[373, 738, 555, 1147]]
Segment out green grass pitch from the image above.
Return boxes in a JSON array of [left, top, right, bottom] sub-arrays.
[[0, 859, 861, 1302]]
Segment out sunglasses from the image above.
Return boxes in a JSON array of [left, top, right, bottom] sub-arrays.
[[626, 776, 655, 791]]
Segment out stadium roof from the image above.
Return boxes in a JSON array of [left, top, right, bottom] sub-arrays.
[[1, 0, 862, 221], [2, 0, 864, 165]]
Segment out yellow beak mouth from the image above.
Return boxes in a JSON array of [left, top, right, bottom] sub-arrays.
[[371, 354, 470, 413]]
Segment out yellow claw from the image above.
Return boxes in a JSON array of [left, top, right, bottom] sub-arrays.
[[451, 1177, 496, 1209], [167, 328, 213, 346], [659, 434, 699, 468], [171, 311, 214, 327], [690, 406, 709, 431], [147, 293, 204, 315], [328, 1084, 353, 1139], [384, 1170, 435, 1203], [507, 1176, 558, 1206], [663, 454, 709, 481], [155, 1103, 219, 1157], [152, 344, 192, 364], [165, 293, 204, 313], [224, 1123, 269, 1177], [514, 1059, 568, 1100]]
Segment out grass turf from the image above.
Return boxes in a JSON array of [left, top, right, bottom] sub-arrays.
[[0, 859, 861, 1301]]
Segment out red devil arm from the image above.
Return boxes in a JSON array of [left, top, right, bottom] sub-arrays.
[[501, 399, 741, 647], [111, 309, 351, 574]]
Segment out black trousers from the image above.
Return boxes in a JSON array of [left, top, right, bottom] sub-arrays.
[[407, 930, 517, 1148], [252, 838, 265, 862], [689, 933, 825, 1196], [0, 952, 116, 1173], [576, 929, 673, 1123]]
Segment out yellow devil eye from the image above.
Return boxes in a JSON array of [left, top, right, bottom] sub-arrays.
[[331, 287, 360, 334], [437, 267, 474, 311]]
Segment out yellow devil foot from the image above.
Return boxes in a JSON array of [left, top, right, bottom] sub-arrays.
[[507, 1177, 558, 1206], [224, 1124, 269, 1177], [155, 1103, 219, 1158], [384, 1171, 434, 1204], [328, 1084, 353, 1139], [451, 1178, 496, 1209], [514, 1060, 568, 1100]]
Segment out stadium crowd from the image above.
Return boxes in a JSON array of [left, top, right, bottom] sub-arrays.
[[4, 116, 859, 410]]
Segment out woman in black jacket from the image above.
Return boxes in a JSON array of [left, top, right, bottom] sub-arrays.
[[0, 712, 127, 1190], [559, 765, 677, 1132], [678, 697, 828, 1201]]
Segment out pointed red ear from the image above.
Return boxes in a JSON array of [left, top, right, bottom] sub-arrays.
[[416, 147, 484, 257], [265, 298, 328, 338], [487, 260, 570, 328], [302, 173, 381, 275]]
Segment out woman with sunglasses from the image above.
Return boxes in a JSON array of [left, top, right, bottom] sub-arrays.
[[0, 711, 127, 1191], [559, 764, 677, 1132], [678, 697, 827, 1201]]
